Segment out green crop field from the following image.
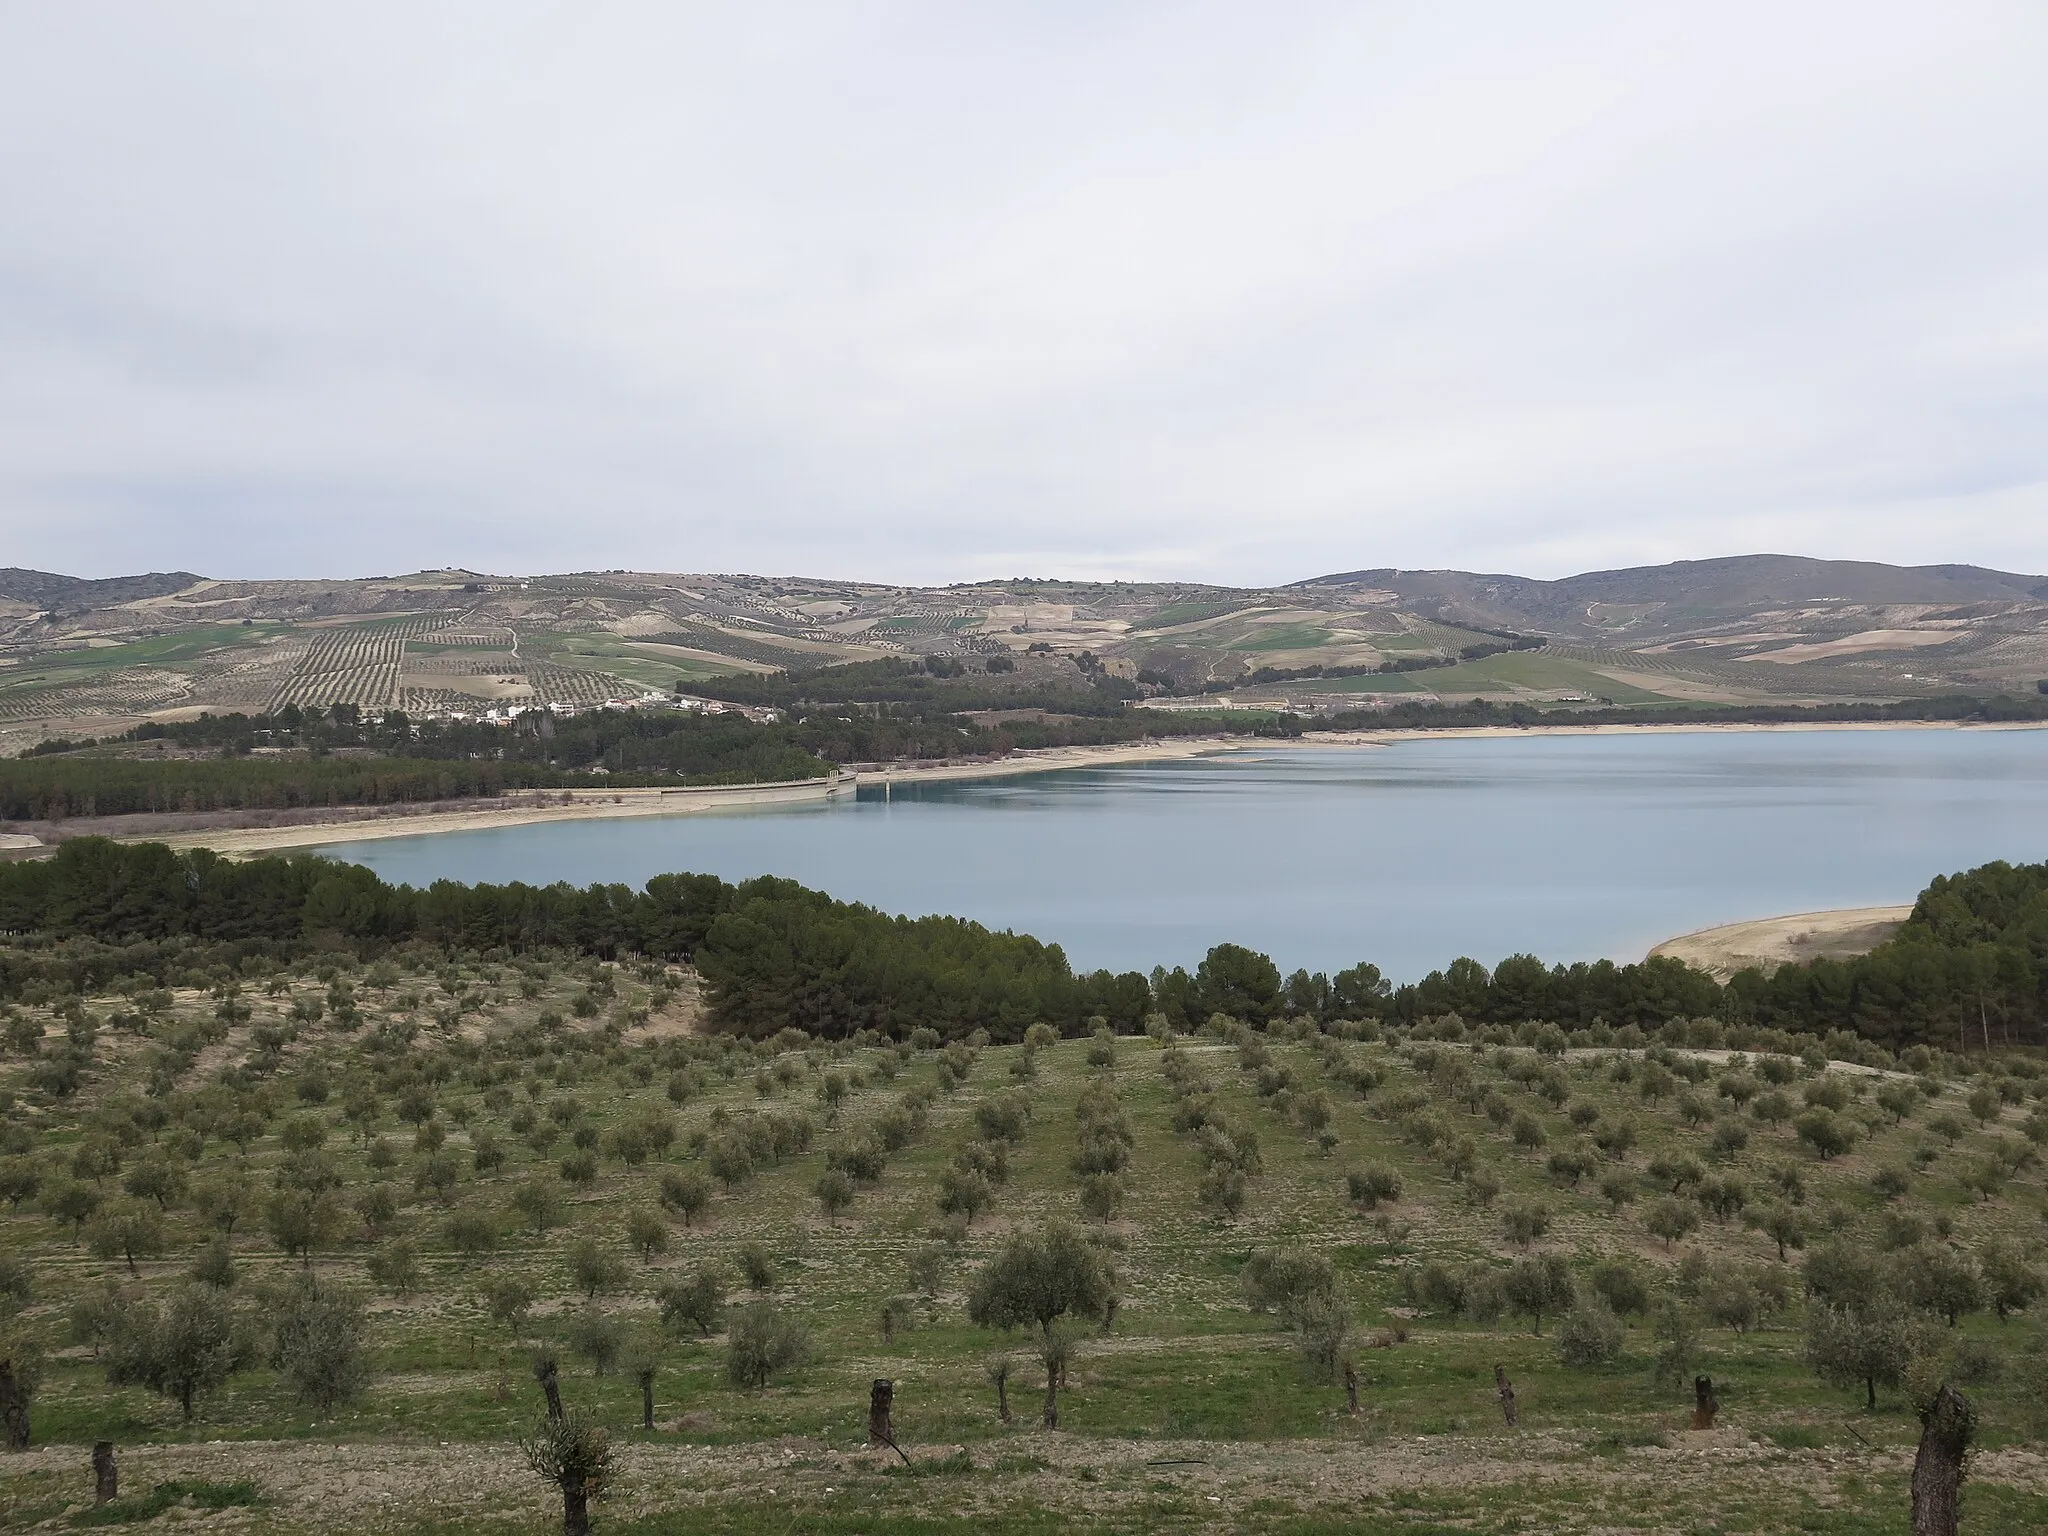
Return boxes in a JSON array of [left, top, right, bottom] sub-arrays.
[[0, 628, 276, 692], [1293, 652, 1684, 706], [522, 635, 753, 690], [1, 948, 2045, 1533]]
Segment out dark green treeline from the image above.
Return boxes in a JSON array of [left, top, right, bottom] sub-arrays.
[[0, 839, 2043, 1055]]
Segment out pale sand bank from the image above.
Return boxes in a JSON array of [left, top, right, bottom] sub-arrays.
[[141, 778, 853, 855], [856, 736, 1248, 784], [1648, 905, 1915, 979]]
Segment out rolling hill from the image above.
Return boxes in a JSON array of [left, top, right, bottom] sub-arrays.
[[2, 555, 2046, 748]]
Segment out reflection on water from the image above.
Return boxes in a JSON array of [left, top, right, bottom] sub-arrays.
[[322, 730, 2048, 982]]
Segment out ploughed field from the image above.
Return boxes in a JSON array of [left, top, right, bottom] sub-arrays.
[[2, 956, 2048, 1533]]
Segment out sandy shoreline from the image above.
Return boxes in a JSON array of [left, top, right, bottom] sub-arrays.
[[1648, 904, 1916, 978], [139, 777, 854, 855], [97, 715, 2044, 855]]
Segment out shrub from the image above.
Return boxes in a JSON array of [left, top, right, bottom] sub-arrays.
[[1588, 1259, 1650, 1319], [1806, 1302, 1930, 1409], [269, 1274, 370, 1410], [443, 1204, 498, 1255], [189, 1236, 238, 1290], [1284, 1291, 1354, 1381], [658, 1265, 727, 1336], [813, 1169, 856, 1221], [105, 1285, 251, 1421], [85, 1200, 165, 1276], [568, 1239, 627, 1299], [1502, 1254, 1574, 1334], [1345, 1165, 1402, 1211], [1597, 1171, 1637, 1214], [1077, 1171, 1125, 1222], [1501, 1200, 1550, 1247], [1795, 1110, 1857, 1160], [725, 1300, 810, 1388], [657, 1168, 711, 1226], [511, 1178, 565, 1234], [1650, 1300, 1702, 1392], [365, 1238, 419, 1298], [568, 1306, 624, 1375], [1409, 1261, 1471, 1317], [626, 1207, 670, 1261], [974, 1094, 1032, 1144], [482, 1274, 536, 1334], [737, 1242, 776, 1292], [1558, 1298, 1624, 1366], [1644, 1197, 1700, 1251], [937, 1166, 994, 1224], [1241, 1247, 1337, 1315]]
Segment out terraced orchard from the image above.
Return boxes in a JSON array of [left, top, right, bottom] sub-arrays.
[[2, 958, 2047, 1534]]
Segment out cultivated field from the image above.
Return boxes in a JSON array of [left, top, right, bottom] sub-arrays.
[[1, 953, 2046, 1532], [8, 557, 2048, 748]]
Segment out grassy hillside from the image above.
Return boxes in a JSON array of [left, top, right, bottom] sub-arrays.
[[1, 943, 2045, 1532], [7, 557, 2048, 745]]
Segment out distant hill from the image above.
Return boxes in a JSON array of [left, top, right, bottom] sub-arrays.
[[1295, 555, 2048, 637], [0, 568, 202, 610], [3, 553, 2046, 740]]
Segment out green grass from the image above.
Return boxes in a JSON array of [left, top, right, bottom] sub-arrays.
[[1, 963, 2045, 1532], [0, 626, 276, 693], [1233, 624, 1341, 654], [71, 1480, 261, 1526], [524, 632, 771, 687], [1289, 651, 1684, 704]]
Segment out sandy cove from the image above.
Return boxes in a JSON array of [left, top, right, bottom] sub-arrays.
[[103, 715, 2045, 856]]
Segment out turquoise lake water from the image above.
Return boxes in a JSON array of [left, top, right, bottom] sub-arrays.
[[320, 729, 2048, 982]]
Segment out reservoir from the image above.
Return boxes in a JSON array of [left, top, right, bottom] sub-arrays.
[[321, 728, 2048, 982]]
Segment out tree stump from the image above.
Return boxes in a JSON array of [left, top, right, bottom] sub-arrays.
[[869, 1379, 895, 1450], [562, 1476, 590, 1536], [1494, 1365, 1518, 1428], [1911, 1382, 1974, 1536], [1691, 1376, 1719, 1431], [93, 1442, 117, 1505], [533, 1356, 564, 1422], [1344, 1362, 1360, 1416], [0, 1356, 28, 1451]]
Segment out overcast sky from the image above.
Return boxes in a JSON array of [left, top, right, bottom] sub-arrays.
[[2, 3, 2044, 587]]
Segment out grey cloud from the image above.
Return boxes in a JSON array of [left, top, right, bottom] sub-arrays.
[[1, 2, 2044, 583]]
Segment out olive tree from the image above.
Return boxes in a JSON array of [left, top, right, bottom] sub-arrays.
[[1806, 1302, 1929, 1409], [269, 1274, 370, 1411], [966, 1221, 1116, 1429], [522, 1413, 613, 1536], [1557, 1298, 1624, 1367], [106, 1285, 250, 1422], [724, 1300, 809, 1388], [657, 1265, 726, 1337], [84, 1201, 164, 1276]]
